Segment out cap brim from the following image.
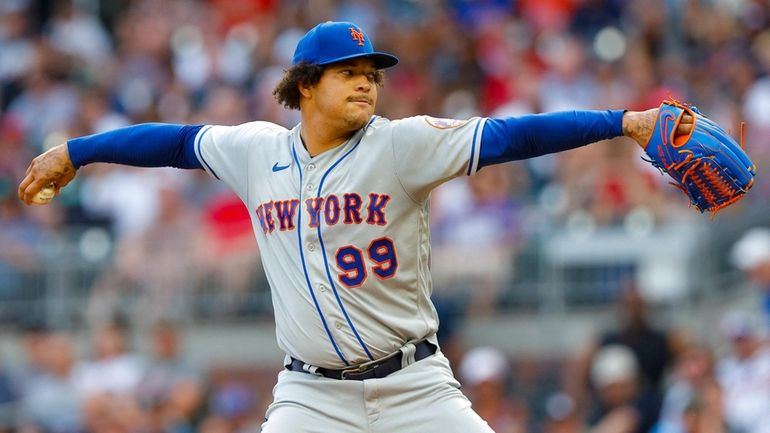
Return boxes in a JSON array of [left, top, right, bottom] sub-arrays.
[[319, 52, 399, 69]]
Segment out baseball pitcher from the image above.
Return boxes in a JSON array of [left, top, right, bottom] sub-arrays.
[[19, 21, 754, 433]]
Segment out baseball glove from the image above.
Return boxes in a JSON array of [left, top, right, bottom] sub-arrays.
[[643, 99, 756, 216]]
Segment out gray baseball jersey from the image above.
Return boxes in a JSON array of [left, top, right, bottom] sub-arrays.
[[194, 115, 486, 368]]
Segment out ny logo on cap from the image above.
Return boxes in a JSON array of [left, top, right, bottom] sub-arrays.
[[349, 27, 365, 46]]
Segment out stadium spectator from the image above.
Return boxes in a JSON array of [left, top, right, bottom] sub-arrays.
[[569, 285, 680, 428], [459, 347, 528, 433], [74, 319, 144, 433], [655, 344, 723, 433], [716, 311, 770, 433], [10, 321, 50, 401], [731, 228, 770, 330], [586, 344, 655, 433], [19, 332, 83, 433], [135, 321, 204, 433]]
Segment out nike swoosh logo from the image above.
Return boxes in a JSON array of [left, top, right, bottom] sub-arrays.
[[272, 162, 291, 172]]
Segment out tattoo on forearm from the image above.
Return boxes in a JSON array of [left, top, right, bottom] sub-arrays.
[[624, 111, 655, 144]]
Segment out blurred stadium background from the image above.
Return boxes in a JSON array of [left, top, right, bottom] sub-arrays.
[[2, 0, 770, 432]]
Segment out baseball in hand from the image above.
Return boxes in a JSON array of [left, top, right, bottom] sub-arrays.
[[32, 184, 56, 205]]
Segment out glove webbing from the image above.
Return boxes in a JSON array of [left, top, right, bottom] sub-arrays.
[[677, 159, 753, 217]]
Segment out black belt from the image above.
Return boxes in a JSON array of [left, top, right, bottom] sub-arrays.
[[288, 340, 437, 380]]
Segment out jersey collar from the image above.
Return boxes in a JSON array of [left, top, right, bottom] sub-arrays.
[[291, 116, 377, 165]]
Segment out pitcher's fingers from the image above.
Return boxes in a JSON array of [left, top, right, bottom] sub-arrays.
[[681, 113, 694, 124], [18, 172, 35, 202], [676, 123, 693, 136], [21, 178, 49, 205]]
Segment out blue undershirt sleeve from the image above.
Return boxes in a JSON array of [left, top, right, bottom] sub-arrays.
[[478, 110, 625, 169], [66, 123, 204, 170]]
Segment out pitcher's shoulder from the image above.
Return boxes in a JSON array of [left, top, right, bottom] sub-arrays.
[[379, 115, 472, 131], [367, 115, 427, 135], [372, 115, 420, 128], [233, 120, 290, 137]]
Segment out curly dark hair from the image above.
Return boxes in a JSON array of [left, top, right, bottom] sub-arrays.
[[273, 61, 385, 110]]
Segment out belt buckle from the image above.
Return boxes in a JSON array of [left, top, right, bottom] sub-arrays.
[[340, 362, 374, 380], [339, 350, 400, 380]]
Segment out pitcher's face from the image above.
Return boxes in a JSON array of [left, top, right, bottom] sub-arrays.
[[308, 58, 379, 132]]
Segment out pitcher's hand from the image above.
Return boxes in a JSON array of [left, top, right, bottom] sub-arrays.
[[18, 143, 77, 205], [623, 108, 694, 148]]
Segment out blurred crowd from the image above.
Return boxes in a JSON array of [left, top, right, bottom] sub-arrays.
[[0, 319, 274, 433], [3, 0, 770, 432], [2, 0, 770, 320], [449, 287, 770, 433], [4, 286, 770, 433]]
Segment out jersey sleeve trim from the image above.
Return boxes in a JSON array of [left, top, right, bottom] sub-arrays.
[[193, 125, 220, 180], [466, 118, 486, 176]]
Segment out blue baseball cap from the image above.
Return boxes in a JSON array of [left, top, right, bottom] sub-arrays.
[[292, 21, 399, 69]]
